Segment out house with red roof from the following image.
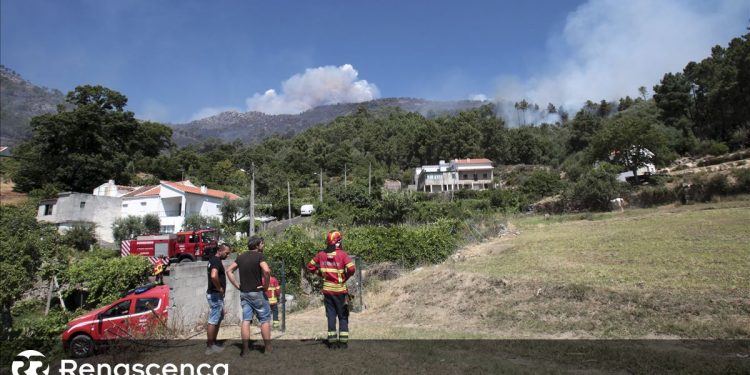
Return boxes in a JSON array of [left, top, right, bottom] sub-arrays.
[[120, 180, 240, 234]]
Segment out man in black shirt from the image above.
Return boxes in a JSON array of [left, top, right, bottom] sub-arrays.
[[227, 236, 272, 355], [206, 243, 232, 354]]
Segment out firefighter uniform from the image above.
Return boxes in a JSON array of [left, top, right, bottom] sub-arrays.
[[307, 231, 356, 347], [264, 276, 281, 328]]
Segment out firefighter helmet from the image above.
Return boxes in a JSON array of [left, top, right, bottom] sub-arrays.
[[326, 231, 342, 245]]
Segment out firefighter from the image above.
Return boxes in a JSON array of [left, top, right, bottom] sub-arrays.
[[307, 230, 356, 349], [152, 257, 168, 284], [264, 275, 281, 328]]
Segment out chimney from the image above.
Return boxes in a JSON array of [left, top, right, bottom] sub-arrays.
[[200, 185, 208, 193]]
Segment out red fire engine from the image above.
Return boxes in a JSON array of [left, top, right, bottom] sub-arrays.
[[120, 228, 219, 264]]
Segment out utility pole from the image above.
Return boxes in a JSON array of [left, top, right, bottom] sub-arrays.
[[250, 163, 255, 236], [287, 180, 292, 224], [319, 168, 323, 203], [368, 162, 372, 195]]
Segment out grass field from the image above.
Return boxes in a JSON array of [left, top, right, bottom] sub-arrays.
[[74, 199, 750, 373]]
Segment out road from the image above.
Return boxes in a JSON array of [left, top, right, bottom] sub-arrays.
[[262, 215, 311, 234]]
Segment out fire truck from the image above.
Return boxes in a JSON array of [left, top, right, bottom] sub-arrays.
[[120, 228, 219, 264]]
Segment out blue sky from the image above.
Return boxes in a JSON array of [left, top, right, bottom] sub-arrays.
[[1, 0, 748, 124]]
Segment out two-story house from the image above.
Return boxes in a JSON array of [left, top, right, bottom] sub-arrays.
[[120, 180, 240, 234], [415, 158, 494, 193]]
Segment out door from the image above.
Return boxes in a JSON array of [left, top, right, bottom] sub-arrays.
[[131, 297, 162, 335], [97, 299, 132, 340]]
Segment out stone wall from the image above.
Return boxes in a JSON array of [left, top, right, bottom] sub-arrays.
[[163, 257, 242, 329]]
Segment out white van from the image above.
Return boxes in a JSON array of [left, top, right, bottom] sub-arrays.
[[300, 204, 315, 216]]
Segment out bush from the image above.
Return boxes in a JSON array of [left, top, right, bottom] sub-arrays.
[[61, 256, 152, 307], [565, 167, 624, 211], [112, 216, 145, 244], [63, 223, 97, 251], [488, 189, 527, 212], [695, 140, 729, 157], [732, 169, 750, 194], [635, 186, 677, 207], [265, 220, 460, 293], [518, 170, 565, 200], [183, 214, 221, 231], [705, 174, 730, 197], [1, 308, 73, 364]]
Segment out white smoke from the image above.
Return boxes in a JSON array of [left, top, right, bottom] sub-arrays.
[[494, 0, 749, 124], [246, 64, 379, 115]]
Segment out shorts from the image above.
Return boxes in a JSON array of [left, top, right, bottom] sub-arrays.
[[240, 291, 271, 324], [206, 292, 224, 325]]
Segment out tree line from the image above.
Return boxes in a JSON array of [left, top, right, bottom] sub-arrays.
[[6, 33, 747, 216]]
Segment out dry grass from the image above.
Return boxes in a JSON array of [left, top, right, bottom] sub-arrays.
[[108, 200, 750, 373], [0, 179, 27, 205]]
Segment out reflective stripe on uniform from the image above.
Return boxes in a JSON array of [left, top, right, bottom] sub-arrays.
[[323, 281, 347, 292], [345, 262, 355, 269], [319, 268, 344, 274]]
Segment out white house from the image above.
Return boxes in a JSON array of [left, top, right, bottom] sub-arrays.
[[415, 158, 494, 193], [37, 180, 241, 246], [120, 180, 240, 234]]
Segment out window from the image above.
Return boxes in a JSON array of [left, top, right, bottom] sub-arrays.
[[80, 202, 86, 208], [135, 298, 160, 313], [463, 174, 468, 179], [160, 225, 175, 233], [43, 204, 53, 215], [140, 202, 147, 206], [102, 300, 131, 318], [483, 173, 488, 179], [122, 204, 128, 208], [177, 235, 186, 243]]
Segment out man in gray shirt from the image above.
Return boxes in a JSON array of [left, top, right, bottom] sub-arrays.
[[227, 236, 272, 355]]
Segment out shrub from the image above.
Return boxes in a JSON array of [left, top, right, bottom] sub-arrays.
[[565, 167, 624, 211], [62, 256, 151, 306], [63, 223, 97, 251], [183, 214, 221, 231], [488, 188, 527, 212], [695, 140, 729, 157], [143, 213, 161, 234], [636, 186, 677, 207], [265, 220, 460, 292], [731, 168, 750, 194], [519, 170, 565, 200], [112, 216, 145, 244], [705, 174, 730, 197]]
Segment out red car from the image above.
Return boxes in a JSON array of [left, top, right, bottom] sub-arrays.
[[62, 284, 170, 358]]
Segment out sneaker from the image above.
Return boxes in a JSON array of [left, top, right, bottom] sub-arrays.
[[205, 344, 224, 354]]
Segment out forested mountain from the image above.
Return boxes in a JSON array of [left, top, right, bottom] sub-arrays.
[[0, 65, 67, 146], [170, 98, 486, 145]]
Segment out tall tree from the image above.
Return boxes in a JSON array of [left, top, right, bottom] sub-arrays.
[[589, 116, 669, 184], [12, 85, 173, 192]]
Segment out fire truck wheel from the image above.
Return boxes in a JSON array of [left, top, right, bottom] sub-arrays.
[[70, 334, 95, 358], [179, 257, 194, 263]]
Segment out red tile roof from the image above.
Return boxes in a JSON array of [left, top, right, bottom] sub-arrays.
[[162, 181, 241, 200], [453, 158, 493, 164], [122, 185, 159, 197], [122, 182, 241, 200]]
